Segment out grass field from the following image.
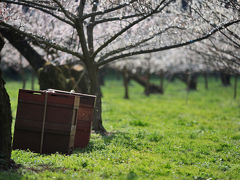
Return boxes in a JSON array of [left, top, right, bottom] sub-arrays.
[[1, 76, 240, 179]]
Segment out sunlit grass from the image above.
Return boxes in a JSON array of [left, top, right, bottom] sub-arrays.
[[1, 76, 240, 179]]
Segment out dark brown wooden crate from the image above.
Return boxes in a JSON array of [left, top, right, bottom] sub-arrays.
[[13, 89, 79, 154]]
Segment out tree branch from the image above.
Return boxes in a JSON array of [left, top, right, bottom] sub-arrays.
[[93, 0, 171, 58], [0, 22, 84, 60], [97, 19, 240, 67], [92, 13, 145, 25], [98, 26, 184, 61], [1, 0, 75, 26], [78, 0, 86, 17], [51, 0, 76, 21], [82, 0, 138, 20], [0, 27, 46, 71], [2, 0, 57, 11]]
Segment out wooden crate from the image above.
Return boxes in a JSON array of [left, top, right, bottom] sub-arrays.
[[74, 94, 95, 148], [13, 89, 95, 154]]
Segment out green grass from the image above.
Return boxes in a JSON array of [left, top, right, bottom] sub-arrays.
[[1, 77, 240, 179]]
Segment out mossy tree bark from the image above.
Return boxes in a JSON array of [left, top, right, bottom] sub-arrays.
[[0, 34, 14, 170]]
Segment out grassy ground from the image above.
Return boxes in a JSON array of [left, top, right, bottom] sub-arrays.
[[1, 76, 240, 179]]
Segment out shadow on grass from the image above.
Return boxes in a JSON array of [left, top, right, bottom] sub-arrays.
[[0, 170, 22, 180], [74, 131, 139, 154]]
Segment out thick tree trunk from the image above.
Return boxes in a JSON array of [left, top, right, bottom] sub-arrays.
[[98, 67, 105, 86], [88, 65, 106, 134], [122, 68, 129, 99], [220, 72, 231, 86], [0, 34, 15, 170], [0, 68, 13, 170]]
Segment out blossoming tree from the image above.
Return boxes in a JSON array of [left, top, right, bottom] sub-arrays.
[[1, 0, 240, 134]]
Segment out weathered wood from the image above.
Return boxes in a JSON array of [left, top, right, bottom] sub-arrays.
[[13, 89, 96, 153]]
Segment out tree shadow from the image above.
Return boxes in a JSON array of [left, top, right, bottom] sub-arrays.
[[0, 168, 22, 180], [73, 131, 135, 154]]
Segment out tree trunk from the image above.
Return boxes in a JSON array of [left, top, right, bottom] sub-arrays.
[[98, 67, 105, 86], [0, 34, 15, 170], [234, 75, 238, 99], [0, 27, 45, 72], [159, 71, 164, 92], [220, 72, 231, 86], [203, 72, 208, 90], [129, 72, 163, 94], [88, 65, 106, 134], [123, 67, 129, 99], [0, 68, 13, 170], [187, 76, 197, 90], [144, 72, 150, 96], [179, 72, 198, 91]]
